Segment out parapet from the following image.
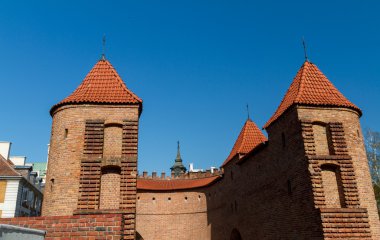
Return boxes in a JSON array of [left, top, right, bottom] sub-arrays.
[[138, 168, 222, 180]]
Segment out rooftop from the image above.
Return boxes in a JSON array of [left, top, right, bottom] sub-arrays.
[[264, 61, 361, 128], [50, 59, 142, 115], [222, 119, 267, 167]]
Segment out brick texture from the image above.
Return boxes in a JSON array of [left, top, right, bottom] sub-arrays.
[[0, 214, 123, 239]]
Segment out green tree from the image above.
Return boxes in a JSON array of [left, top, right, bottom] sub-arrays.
[[364, 129, 380, 216]]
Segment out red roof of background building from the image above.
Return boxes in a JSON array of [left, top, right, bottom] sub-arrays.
[[263, 61, 361, 129], [50, 59, 142, 115], [221, 119, 267, 167], [137, 176, 220, 191], [0, 154, 21, 177]]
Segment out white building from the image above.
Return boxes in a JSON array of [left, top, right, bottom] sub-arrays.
[[0, 142, 43, 218]]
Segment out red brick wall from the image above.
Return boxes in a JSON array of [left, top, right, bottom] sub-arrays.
[[43, 105, 139, 216], [136, 190, 211, 240], [205, 107, 323, 239], [100, 169, 121, 210], [297, 106, 380, 238], [104, 125, 123, 158], [0, 214, 123, 239]]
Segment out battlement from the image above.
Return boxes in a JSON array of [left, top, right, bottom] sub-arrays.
[[137, 168, 222, 180]]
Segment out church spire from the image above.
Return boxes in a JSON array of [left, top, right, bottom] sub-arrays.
[[176, 141, 182, 161], [170, 141, 187, 177]]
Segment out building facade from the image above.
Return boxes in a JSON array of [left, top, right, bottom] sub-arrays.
[[0, 147, 43, 218], [0, 57, 379, 239]]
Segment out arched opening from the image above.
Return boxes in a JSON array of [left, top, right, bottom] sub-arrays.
[[312, 122, 333, 155], [321, 164, 345, 208], [103, 123, 123, 158], [230, 228, 242, 240], [99, 166, 121, 209]]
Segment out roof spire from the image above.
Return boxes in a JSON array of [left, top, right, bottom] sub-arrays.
[[176, 141, 181, 161], [246, 104, 251, 120], [171, 140, 187, 176], [302, 37, 308, 62], [101, 34, 106, 60]]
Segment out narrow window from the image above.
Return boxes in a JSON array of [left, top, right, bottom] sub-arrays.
[[287, 180, 292, 196], [64, 129, 68, 139]]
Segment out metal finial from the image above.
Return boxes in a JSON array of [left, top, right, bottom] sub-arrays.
[[101, 35, 106, 60], [302, 37, 308, 61], [246, 104, 250, 120]]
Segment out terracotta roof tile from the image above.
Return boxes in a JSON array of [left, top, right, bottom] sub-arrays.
[[51, 59, 142, 114], [263, 61, 361, 128], [222, 119, 267, 167], [0, 154, 21, 177], [137, 176, 220, 191]]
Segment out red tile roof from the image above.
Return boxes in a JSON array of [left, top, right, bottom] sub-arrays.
[[222, 119, 267, 167], [137, 176, 220, 191], [264, 61, 361, 129], [51, 59, 142, 115], [0, 154, 21, 177]]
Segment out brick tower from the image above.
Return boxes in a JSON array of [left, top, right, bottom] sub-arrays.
[[263, 60, 380, 238], [43, 56, 142, 239]]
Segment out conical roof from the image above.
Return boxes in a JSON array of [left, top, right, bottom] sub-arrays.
[[222, 119, 267, 167], [50, 59, 142, 115], [263, 61, 361, 128]]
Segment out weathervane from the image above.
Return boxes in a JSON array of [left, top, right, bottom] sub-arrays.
[[246, 104, 251, 120], [302, 37, 308, 61], [101, 35, 106, 60]]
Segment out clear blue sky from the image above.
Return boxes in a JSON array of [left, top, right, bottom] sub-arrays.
[[0, 1, 379, 174]]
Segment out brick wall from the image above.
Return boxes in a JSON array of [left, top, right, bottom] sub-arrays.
[[0, 214, 123, 239], [100, 169, 121, 209], [104, 125, 123, 158], [43, 104, 139, 240], [43, 104, 139, 216], [297, 106, 380, 238], [136, 190, 211, 240]]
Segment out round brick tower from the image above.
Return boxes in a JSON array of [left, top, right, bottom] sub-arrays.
[[42, 57, 142, 219]]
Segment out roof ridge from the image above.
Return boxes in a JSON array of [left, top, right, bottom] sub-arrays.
[[294, 61, 308, 102]]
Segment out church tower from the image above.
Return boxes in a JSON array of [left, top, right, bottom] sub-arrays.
[[264, 60, 380, 238], [43, 57, 142, 239], [170, 141, 187, 176]]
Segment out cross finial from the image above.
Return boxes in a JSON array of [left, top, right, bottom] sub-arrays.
[[101, 35, 106, 60], [302, 37, 308, 61], [246, 104, 251, 120]]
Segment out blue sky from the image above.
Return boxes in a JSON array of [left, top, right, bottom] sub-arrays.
[[0, 1, 379, 174]]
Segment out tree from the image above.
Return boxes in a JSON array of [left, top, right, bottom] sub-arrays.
[[364, 129, 380, 216]]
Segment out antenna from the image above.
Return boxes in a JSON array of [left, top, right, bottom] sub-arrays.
[[101, 35, 106, 60], [302, 37, 308, 61], [246, 104, 250, 120]]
